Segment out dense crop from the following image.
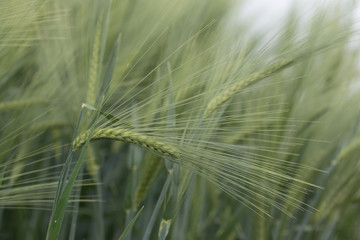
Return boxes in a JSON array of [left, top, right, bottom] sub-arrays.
[[0, 0, 359, 239]]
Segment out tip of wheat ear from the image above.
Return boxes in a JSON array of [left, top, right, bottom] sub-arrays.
[[204, 58, 294, 118], [72, 127, 181, 159]]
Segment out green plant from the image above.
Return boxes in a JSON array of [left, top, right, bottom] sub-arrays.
[[0, 0, 359, 239]]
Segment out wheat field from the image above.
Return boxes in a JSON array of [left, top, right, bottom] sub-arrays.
[[0, 0, 359, 239]]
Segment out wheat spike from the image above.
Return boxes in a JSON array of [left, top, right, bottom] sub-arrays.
[[204, 58, 294, 118], [134, 154, 162, 208], [0, 99, 47, 113], [86, 14, 103, 107], [73, 127, 180, 159]]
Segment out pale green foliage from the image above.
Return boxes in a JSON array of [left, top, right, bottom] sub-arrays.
[[0, 0, 359, 239]]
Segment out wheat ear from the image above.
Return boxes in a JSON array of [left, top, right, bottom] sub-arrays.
[[0, 99, 47, 113], [134, 154, 162, 208], [204, 58, 294, 117], [86, 14, 103, 107], [73, 127, 180, 159]]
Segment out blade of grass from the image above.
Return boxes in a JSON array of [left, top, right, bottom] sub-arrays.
[[118, 206, 144, 240], [68, 166, 84, 240], [46, 104, 98, 240], [142, 176, 171, 240]]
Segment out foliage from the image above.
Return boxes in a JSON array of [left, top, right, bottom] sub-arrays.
[[0, 0, 359, 239]]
